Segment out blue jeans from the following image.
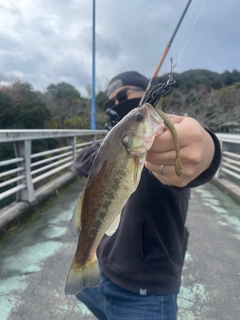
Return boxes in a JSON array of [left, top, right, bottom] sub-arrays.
[[76, 273, 179, 320]]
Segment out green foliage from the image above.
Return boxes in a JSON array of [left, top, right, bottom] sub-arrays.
[[153, 69, 240, 132], [96, 106, 108, 129], [85, 84, 92, 98], [64, 116, 90, 129], [96, 90, 107, 110], [0, 81, 51, 129], [157, 69, 223, 91], [0, 91, 15, 128], [0, 80, 56, 175], [1, 68, 240, 134], [46, 82, 81, 100], [44, 82, 82, 128]]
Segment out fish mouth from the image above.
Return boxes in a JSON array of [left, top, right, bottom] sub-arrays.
[[142, 104, 164, 149], [145, 103, 163, 126], [144, 104, 164, 139], [134, 103, 164, 142], [143, 135, 155, 144], [123, 103, 165, 156]]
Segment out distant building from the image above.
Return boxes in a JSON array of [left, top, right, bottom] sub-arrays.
[[217, 121, 240, 133]]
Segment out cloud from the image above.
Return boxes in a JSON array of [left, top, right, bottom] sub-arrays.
[[0, 0, 239, 96]]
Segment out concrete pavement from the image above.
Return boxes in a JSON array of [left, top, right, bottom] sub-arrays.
[[179, 184, 240, 320], [0, 178, 240, 320]]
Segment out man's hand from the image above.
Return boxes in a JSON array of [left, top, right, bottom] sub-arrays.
[[145, 115, 215, 187]]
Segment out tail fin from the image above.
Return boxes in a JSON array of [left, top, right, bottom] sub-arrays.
[[64, 258, 100, 295]]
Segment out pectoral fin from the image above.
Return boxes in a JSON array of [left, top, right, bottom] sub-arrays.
[[133, 156, 143, 184], [70, 190, 85, 237], [105, 214, 121, 236]]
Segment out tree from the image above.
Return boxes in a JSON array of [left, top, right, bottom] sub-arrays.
[[0, 91, 14, 128], [157, 69, 223, 92], [167, 81, 240, 132], [96, 90, 107, 110], [44, 82, 82, 128], [0, 80, 51, 129], [221, 70, 233, 86], [85, 84, 92, 99], [214, 83, 240, 130]]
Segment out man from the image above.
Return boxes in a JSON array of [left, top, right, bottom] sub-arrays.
[[73, 71, 221, 320]]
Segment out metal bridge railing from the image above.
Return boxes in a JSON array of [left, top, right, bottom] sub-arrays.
[[0, 129, 107, 206], [0, 130, 239, 211], [216, 133, 240, 185]]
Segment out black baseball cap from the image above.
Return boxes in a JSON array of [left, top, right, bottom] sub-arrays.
[[107, 71, 149, 97]]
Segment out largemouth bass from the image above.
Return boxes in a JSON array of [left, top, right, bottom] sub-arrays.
[[64, 103, 164, 295]]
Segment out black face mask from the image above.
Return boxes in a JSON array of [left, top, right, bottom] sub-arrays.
[[105, 97, 142, 130]]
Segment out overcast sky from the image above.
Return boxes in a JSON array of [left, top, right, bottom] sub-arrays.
[[0, 0, 239, 96]]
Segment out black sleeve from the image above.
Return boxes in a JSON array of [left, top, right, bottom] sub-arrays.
[[186, 127, 221, 188], [74, 142, 101, 177]]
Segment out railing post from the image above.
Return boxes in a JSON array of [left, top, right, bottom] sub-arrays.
[[68, 136, 76, 171], [214, 140, 223, 179], [14, 140, 35, 202]]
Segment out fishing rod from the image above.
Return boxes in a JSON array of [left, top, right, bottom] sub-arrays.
[[144, 0, 193, 95], [140, 0, 193, 108], [106, 0, 193, 129], [141, 0, 210, 110]]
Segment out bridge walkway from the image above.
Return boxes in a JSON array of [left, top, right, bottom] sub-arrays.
[[0, 178, 240, 320]]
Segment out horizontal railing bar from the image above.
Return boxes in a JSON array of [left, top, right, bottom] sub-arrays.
[[0, 157, 24, 167], [221, 168, 240, 180], [75, 142, 93, 148], [216, 133, 240, 144], [0, 184, 26, 201], [222, 157, 240, 166], [0, 167, 24, 178], [0, 175, 25, 188], [32, 162, 72, 184], [222, 163, 240, 173], [0, 130, 106, 208], [31, 157, 72, 175], [0, 129, 107, 142], [76, 139, 103, 148], [1, 130, 238, 211], [30, 151, 72, 168], [222, 151, 240, 159], [31, 146, 72, 159], [219, 139, 240, 144]]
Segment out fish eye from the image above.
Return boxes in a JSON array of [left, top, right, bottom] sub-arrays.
[[136, 113, 143, 122]]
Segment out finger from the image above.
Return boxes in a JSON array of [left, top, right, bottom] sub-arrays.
[[147, 163, 184, 186], [146, 163, 188, 187], [145, 160, 180, 178], [150, 122, 191, 154], [146, 163, 174, 177], [147, 144, 200, 166], [149, 130, 178, 153], [146, 149, 176, 166], [146, 155, 205, 187]]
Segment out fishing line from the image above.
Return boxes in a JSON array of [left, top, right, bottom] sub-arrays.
[[172, 0, 208, 71]]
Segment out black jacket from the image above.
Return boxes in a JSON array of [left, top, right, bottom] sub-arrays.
[[74, 128, 221, 295]]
